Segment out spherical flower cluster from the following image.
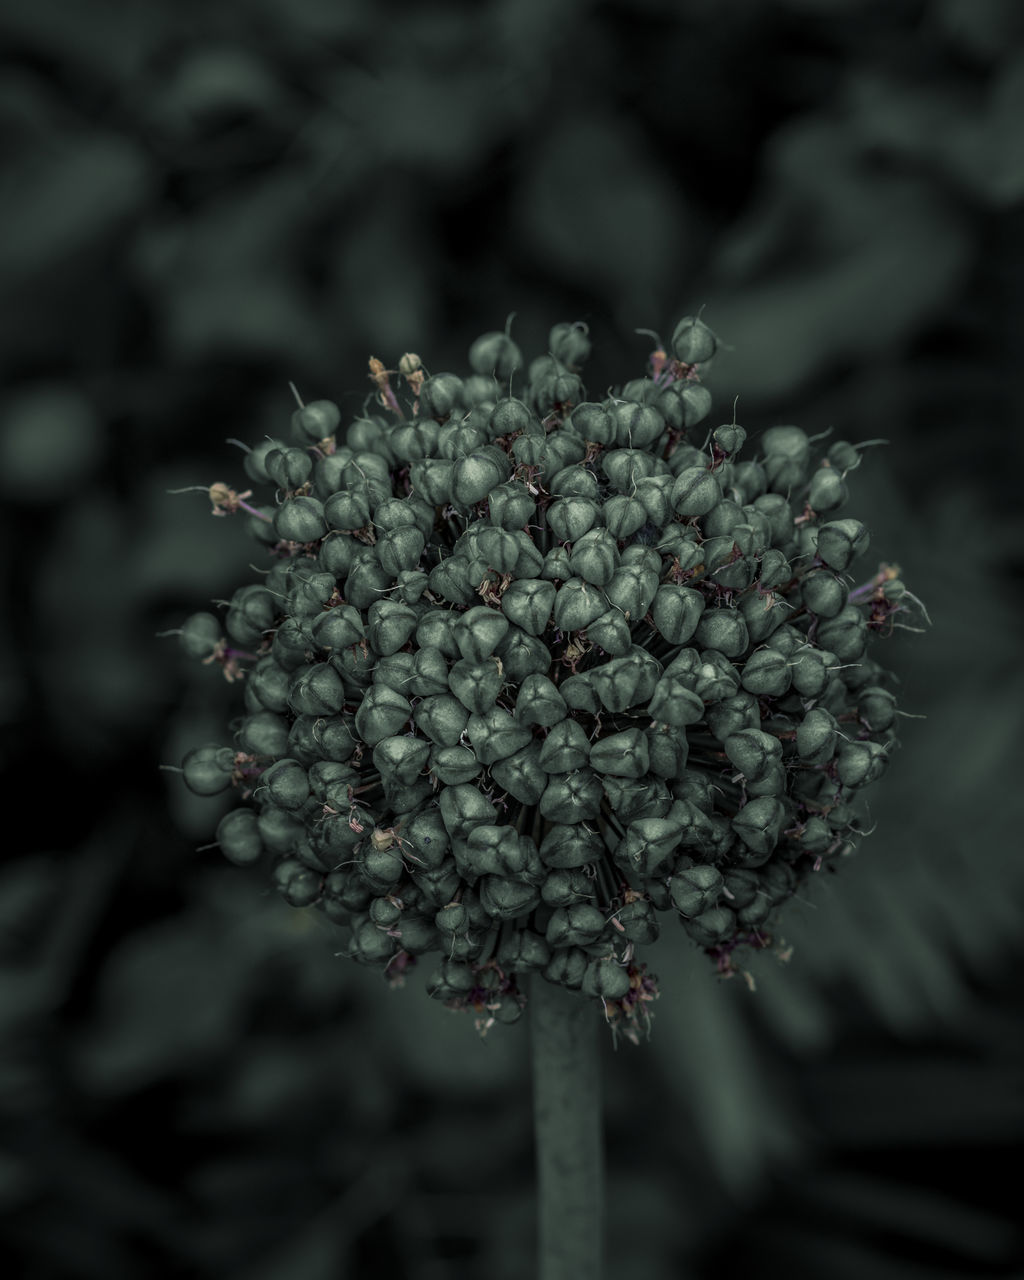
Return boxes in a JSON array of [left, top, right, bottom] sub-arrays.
[[173, 316, 923, 1043]]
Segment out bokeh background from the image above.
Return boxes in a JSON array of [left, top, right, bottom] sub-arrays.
[[2, 0, 1023, 1276]]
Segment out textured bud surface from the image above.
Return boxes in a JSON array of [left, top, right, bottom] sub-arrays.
[[174, 314, 925, 1037]]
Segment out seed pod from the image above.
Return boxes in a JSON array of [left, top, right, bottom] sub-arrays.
[[815, 605, 868, 662], [796, 707, 838, 763], [180, 611, 223, 660], [740, 647, 792, 697], [497, 927, 550, 973], [651, 584, 704, 644], [858, 685, 897, 732], [538, 718, 592, 773], [451, 447, 510, 505], [669, 863, 723, 917], [731, 796, 786, 859], [470, 332, 523, 380], [262, 757, 310, 810], [549, 321, 592, 368], [273, 859, 322, 907], [355, 685, 412, 746], [539, 770, 603, 823], [724, 728, 782, 782], [670, 315, 717, 364], [705, 691, 759, 743], [570, 401, 616, 444], [182, 743, 236, 796], [287, 662, 346, 716], [683, 906, 735, 946], [438, 783, 497, 839], [546, 902, 608, 948], [448, 656, 503, 715], [601, 494, 649, 540], [418, 372, 464, 420], [479, 875, 541, 921], [569, 528, 620, 587], [694, 607, 749, 660], [588, 729, 651, 780], [816, 518, 870, 572], [713, 422, 746, 456], [671, 466, 723, 517], [290, 399, 340, 444], [619, 817, 683, 877], [808, 464, 848, 513], [836, 739, 890, 788], [216, 808, 264, 866], [372, 735, 431, 787], [466, 707, 533, 765], [553, 578, 609, 632], [581, 956, 632, 1000], [543, 948, 589, 989]]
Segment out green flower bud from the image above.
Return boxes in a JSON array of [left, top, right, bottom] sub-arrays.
[[497, 926, 551, 973], [539, 822, 605, 869], [372, 735, 431, 786], [585, 609, 632, 656], [731, 796, 786, 859], [429, 743, 481, 785], [601, 494, 649, 540], [452, 447, 511, 505], [808, 464, 848, 513], [816, 518, 870, 572], [546, 903, 608, 948], [448, 656, 503, 714], [796, 707, 838, 763], [611, 401, 664, 449], [646, 675, 703, 726], [569, 528, 620, 587], [290, 399, 340, 445], [589, 729, 650, 779], [836, 739, 890, 788], [815, 605, 868, 662], [180, 611, 223, 660], [454, 605, 510, 661], [438, 783, 497, 839], [549, 320, 592, 368], [418, 371, 464, 420], [570, 401, 616, 444], [354, 685, 411, 745], [262, 758, 310, 810], [740, 647, 792, 697], [724, 728, 783, 781], [486, 481, 534, 532], [538, 718, 592, 773], [670, 315, 717, 363], [858, 686, 897, 732], [495, 628, 551, 681], [470, 331, 524, 380], [539, 770, 603, 823], [553, 578, 609, 631], [273, 859, 322, 908], [619, 817, 682, 877], [216, 808, 264, 866], [409, 457, 454, 505], [694, 607, 749, 659], [705, 691, 759, 743], [466, 707, 533, 765], [671, 466, 723, 517], [479, 875, 541, 921], [266, 446, 313, 491], [501, 578, 555, 635], [547, 496, 599, 542], [543, 949, 589, 989], [581, 956, 632, 1000], [651, 584, 704, 644], [287, 662, 346, 716], [713, 422, 746, 456], [670, 863, 723, 917], [683, 906, 735, 946], [182, 743, 236, 796]]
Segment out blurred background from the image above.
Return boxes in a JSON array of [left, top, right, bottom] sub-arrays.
[[2, 0, 1023, 1276]]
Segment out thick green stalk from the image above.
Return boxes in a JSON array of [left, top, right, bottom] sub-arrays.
[[530, 973, 604, 1280]]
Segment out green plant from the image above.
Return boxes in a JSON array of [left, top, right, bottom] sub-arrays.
[[167, 315, 926, 1279]]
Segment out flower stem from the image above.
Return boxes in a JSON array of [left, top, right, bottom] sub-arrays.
[[530, 974, 604, 1280]]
